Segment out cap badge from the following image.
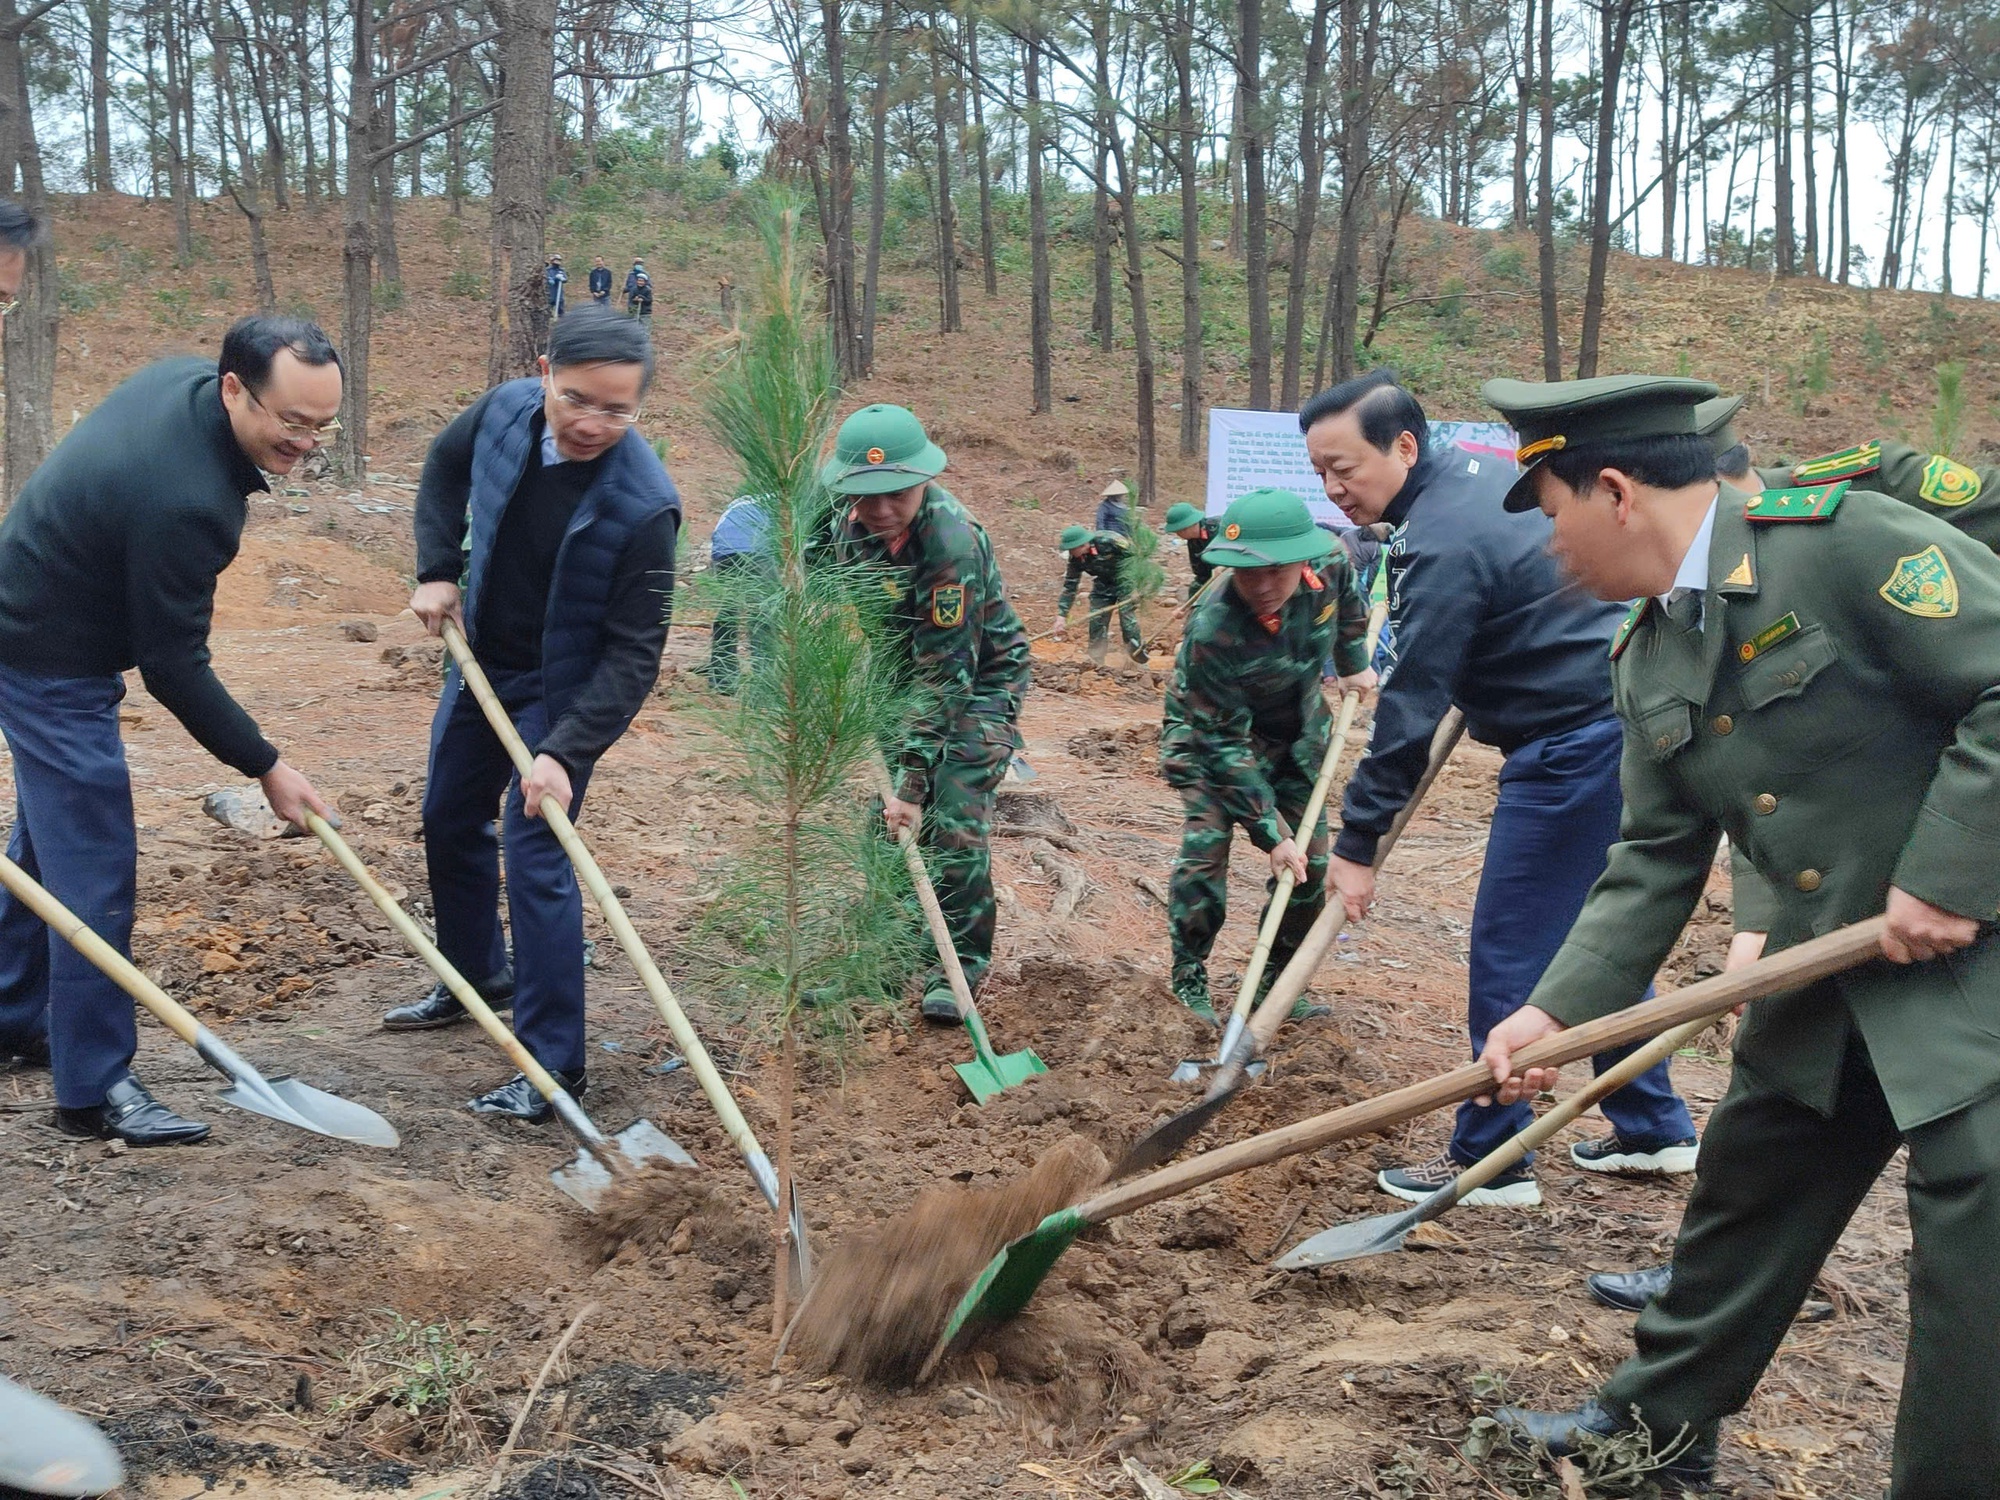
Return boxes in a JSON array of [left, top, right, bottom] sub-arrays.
[[865, 447, 886, 464], [1223, 522, 1241, 540]]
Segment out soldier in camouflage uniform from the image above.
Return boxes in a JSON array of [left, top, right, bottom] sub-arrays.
[[1053, 524, 1148, 665], [1163, 502, 1219, 598], [823, 405, 1031, 1020], [1160, 488, 1373, 1023]]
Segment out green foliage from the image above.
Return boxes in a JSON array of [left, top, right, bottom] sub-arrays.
[[1860, 320, 1889, 371], [1123, 517, 1168, 599], [1481, 244, 1530, 284], [1933, 362, 1967, 455], [151, 287, 199, 328], [207, 276, 232, 301], [694, 189, 926, 1046], [357, 1314, 481, 1415], [56, 274, 99, 314], [1164, 1459, 1222, 1494], [1791, 329, 1833, 413], [372, 280, 407, 312], [444, 267, 484, 298]]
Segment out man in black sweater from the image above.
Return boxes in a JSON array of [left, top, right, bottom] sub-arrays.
[[1303, 372, 1697, 1207], [0, 312, 342, 1146], [387, 306, 679, 1121]]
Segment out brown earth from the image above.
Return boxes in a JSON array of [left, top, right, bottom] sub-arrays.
[[0, 191, 1945, 1498]]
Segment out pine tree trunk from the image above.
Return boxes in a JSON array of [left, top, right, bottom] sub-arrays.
[[88, 0, 113, 190], [819, 0, 862, 377], [488, 0, 557, 383], [1511, 0, 1532, 230], [1942, 103, 1960, 296], [164, 0, 194, 263], [1174, 0, 1201, 457], [928, 7, 961, 333], [340, 0, 373, 478], [373, 78, 403, 286], [1576, 0, 1634, 378], [963, 2, 996, 295], [294, 0, 319, 209], [1771, 14, 1795, 277], [1089, 0, 1113, 350], [1279, 0, 1332, 410], [1238, 0, 1269, 407], [1110, 127, 1156, 508], [1535, 0, 1559, 377], [1800, 1, 1817, 278], [1025, 31, 1052, 413], [1328, 0, 1379, 384], [861, 0, 891, 371], [0, 0, 55, 504]]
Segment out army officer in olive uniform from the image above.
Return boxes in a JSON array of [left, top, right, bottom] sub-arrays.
[[1474, 374, 2000, 1497]]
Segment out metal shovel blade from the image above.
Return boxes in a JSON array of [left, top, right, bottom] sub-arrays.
[[1169, 1054, 1267, 1086], [788, 1180, 812, 1290], [954, 1045, 1047, 1105], [550, 1118, 697, 1213], [0, 1374, 126, 1498], [218, 1071, 401, 1148], [1272, 1203, 1425, 1269], [1108, 1082, 1243, 1180]]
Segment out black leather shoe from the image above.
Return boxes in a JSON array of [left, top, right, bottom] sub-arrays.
[[1493, 1400, 1715, 1491], [55, 1074, 210, 1146], [467, 1069, 582, 1123], [1588, 1263, 1674, 1313], [382, 968, 514, 1031], [1, 1030, 49, 1067]]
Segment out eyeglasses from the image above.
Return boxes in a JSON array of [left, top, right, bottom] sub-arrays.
[[545, 377, 641, 428], [247, 386, 342, 441]]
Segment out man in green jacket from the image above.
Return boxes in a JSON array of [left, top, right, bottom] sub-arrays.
[[1163, 502, 1219, 598], [1053, 523, 1148, 665], [1477, 373, 2000, 1496], [1160, 488, 1373, 1022], [825, 405, 1031, 1020]]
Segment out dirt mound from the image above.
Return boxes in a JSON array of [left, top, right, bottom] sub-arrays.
[[1065, 721, 1161, 773], [788, 1134, 1109, 1385], [578, 1160, 766, 1264]]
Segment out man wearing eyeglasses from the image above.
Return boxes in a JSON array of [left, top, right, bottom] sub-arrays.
[[0, 310, 342, 1145], [394, 305, 680, 1121]]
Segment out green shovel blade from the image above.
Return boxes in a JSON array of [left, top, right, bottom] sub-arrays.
[[927, 1204, 1089, 1372], [953, 1045, 1047, 1104]]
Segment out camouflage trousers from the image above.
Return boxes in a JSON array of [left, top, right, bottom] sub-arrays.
[[1085, 578, 1145, 662], [1168, 754, 1329, 993], [906, 720, 1014, 996]]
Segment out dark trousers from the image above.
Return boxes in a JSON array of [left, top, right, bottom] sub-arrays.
[[705, 552, 762, 692], [1602, 1038, 2000, 1497], [423, 667, 594, 1076], [1453, 715, 1694, 1163], [0, 665, 139, 1108]]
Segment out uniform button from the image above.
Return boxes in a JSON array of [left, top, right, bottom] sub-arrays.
[[1655, 735, 1673, 752], [1753, 793, 1778, 815], [1795, 869, 1823, 893], [1711, 714, 1735, 735]]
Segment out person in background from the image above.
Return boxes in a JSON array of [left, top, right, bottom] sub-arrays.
[[1095, 479, 1132, 536], [389, 307, 680, 1121], [628, 271, 653, 319], [588, 256, 612, 307], [1162, 502, 1217, 598], [0, 308, 341, 1144], [624, 259, 646, 299], [545, 255, 567, 318], [706, 494, 771, 693], [1052, 523, 1148, 666]]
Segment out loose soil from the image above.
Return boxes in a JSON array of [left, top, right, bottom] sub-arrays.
[[0, 191, 1942, 1498]]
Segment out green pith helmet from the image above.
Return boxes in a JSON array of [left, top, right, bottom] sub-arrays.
[[1200, 488, 1336, 568], [1162, 502, 1205, 532], [1058, 523, 1093, 552], [819, 404, 949, 495]]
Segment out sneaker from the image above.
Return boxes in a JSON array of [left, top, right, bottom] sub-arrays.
[[1570, 1134, 1699, 1175], [1377, 1149, 1541, 1207], [1171, 962, 1218, 1025]]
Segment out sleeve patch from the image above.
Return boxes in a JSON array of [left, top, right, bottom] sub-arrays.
[[1791, 442, 1881, 484], [1745, 481, 1848, 523], [1879, 545, 1959, 618], [930, 582, 966, 627], [1920, 455, 1982, 508]]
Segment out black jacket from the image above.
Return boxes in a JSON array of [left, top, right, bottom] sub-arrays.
[[0, 357, 278, 776], [1335, 444, 1625, 864], [588, 267, 612, 298]]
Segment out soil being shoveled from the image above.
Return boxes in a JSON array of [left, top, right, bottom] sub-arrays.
[[0, 193, 1932, 1498]]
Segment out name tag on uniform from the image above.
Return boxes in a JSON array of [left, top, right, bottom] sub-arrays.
[[1737, 611, 1800, 663]]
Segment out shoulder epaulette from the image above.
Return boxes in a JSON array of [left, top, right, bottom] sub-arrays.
[[1745, 481, 1848, 523], [1790, 442, 1881, 485], [1609, 598, 1649, 660]]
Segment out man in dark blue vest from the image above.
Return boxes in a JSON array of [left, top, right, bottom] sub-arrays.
[[1303, 371, 1698, 1207], [388, 305, 680, 1120]]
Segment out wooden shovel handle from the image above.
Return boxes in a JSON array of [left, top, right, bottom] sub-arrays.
[[870, 753, 978, 1022], [1231, 601, 1390, 1020], [1085, 915, 1887, 1223], [307, 813, 571, 1106], [0, 853, 203, 1048], [438, 621, 767, 1166]]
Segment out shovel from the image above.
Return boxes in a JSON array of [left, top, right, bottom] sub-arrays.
[[439, 623, 810, 1281], [0, 852, 399, 1148], [0, 1374, 125, 1498], [1275, 1009, 1721, 1269], [923, 916, 1889, 1376], [1172, 601, 1389, 1085], [1115, 709, 1468, 1179], [305, 812, 692, 1211], [872, 753, 1047, 1104]]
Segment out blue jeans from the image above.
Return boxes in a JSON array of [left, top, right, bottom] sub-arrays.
[[1452, 715, 1696, 1165], [0, 665, 140, 1107], [423, 667, 595, 1076]]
